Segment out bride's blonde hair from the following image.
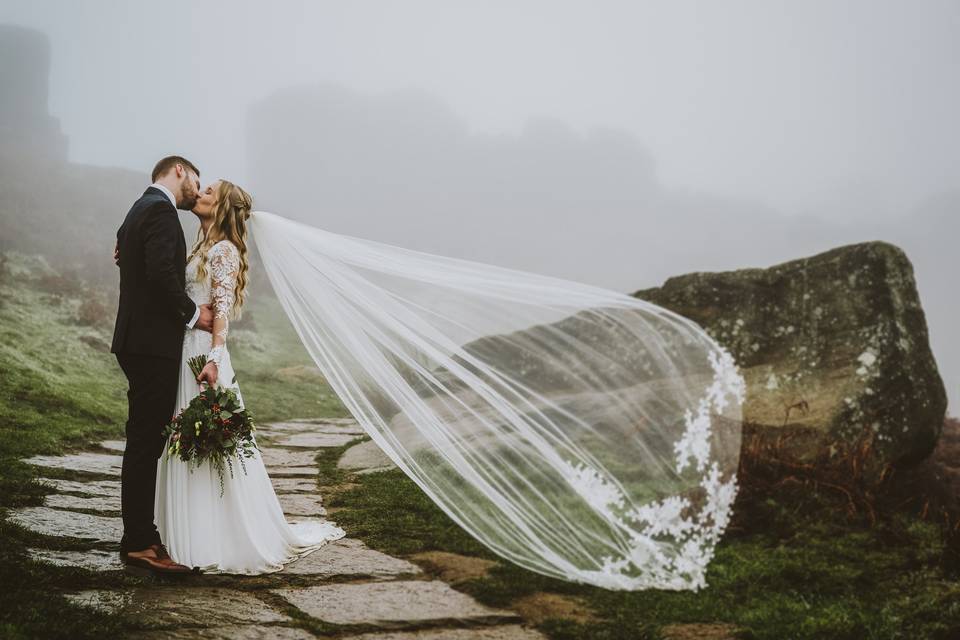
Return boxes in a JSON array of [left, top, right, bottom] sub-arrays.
[[189, 180, 252, 318]]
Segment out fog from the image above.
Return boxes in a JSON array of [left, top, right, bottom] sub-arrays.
[[1, 1, 957, 410]]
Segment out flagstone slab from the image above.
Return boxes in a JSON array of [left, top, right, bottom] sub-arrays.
[[259, 428, 361, 441], [267, 419, 364, 434], [98, 440, 126, 452], [272, 580, 518, 626], [25, 452, 123, 476], [270, 478, 317, 493], [338, 439, 397, 475], [28, 547, 121, 572], [45, 492, 120, 513], [137, 626, 315, 640], [255, 431, 287, 439], [40, 478, 121, 497], [278, 493, 326, 517], [258, 424, 365, 440], [272, 432, 359, 449], [259, 448, 318, 468], [257, 423, 316, 435], [344, 626, 549, 640], [8, 506, 121, 542], [289, 417, 360, 425], [64, 589, 130, 614], [267, 466, 319, 478], [281, 538, 421, 578], [66, 587, 290, 626]]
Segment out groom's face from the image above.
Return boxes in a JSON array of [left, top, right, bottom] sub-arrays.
[[177, 169, 201, 211]]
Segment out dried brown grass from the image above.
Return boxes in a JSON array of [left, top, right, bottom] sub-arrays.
[[730, 417, 960, 572]]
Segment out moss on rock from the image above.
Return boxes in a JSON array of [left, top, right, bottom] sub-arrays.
[[633, 241, 946, 465]]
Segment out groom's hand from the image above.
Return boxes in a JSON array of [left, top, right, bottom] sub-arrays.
[[198, 361, 218, 387], [195, 304, 214, 333]]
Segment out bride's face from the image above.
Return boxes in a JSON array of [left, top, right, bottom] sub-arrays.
[[193, 180, 222, 218]]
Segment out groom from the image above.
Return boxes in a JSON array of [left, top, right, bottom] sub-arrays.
[[111, 155, 214, 575]]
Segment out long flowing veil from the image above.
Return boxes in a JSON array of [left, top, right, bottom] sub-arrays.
[[249, 210, 745, 591]]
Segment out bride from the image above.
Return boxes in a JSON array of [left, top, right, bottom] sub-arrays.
[[154, 179, 345, 574]]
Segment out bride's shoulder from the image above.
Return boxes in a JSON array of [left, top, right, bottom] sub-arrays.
[[208, 239, 240, 261], [207, 240, 240, 278]]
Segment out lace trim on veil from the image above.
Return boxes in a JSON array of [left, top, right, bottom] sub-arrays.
[[564, 348, 745, 590]]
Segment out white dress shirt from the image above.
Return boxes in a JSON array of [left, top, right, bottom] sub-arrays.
[[150, 182, 200, 329]]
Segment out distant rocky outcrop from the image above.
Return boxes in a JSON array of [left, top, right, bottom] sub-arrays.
[[0, 25, 145, 284], [633, 241, 947, 466], [0, 25, 68, 165]]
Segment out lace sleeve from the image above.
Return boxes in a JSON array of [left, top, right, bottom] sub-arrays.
[[207, 241, 240, 368]]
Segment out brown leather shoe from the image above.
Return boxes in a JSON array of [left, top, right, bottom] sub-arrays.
[[151, 544, 202, 574], [123, 544, 193, 575], [150, 543, 173, 561]]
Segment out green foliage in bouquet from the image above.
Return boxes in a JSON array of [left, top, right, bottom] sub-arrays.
[[163, 355, 258, 496]]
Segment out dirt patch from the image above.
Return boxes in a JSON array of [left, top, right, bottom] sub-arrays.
[[509, 592, 598, 625], [408, 550, 498, 584], [659, 623, 742, 640]]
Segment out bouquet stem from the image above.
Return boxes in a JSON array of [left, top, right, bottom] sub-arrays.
[[187, 354, 208, 380]]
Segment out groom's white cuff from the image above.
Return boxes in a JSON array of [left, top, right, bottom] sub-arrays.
[[186, 305, 200, 329]]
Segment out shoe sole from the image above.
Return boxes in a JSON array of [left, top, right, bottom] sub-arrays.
[[123, 558, 195, 576]]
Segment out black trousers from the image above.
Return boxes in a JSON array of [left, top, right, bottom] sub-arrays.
[[115, 353, 180, 552]]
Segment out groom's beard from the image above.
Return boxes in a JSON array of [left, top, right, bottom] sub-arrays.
[[178, 190, 199, 211]]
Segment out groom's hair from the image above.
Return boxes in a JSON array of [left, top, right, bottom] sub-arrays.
[[152, 155, 200, 182]]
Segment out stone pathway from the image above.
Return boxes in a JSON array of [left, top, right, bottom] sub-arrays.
[[11, 418, 547, 639]]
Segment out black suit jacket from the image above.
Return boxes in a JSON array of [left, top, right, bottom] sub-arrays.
[[111, 187, 197, 360]]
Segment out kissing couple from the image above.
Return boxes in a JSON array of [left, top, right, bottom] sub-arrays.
[[111, 155, 345, 576]]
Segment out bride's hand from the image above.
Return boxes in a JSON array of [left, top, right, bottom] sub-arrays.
[[197, 361, 218, 387], [195, 304, 214, 333]]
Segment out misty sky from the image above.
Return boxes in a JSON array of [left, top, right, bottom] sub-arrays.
[[1, 0, 958, 409], [2, 0, 957, 219]]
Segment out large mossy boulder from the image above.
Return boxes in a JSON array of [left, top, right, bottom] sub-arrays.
[[632, 241, 947, 466]]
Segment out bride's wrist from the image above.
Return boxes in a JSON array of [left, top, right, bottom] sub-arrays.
[[207, 345, 226, 368]]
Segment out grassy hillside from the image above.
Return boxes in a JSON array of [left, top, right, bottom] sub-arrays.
[[0, 161, 147, 285], [0, 254, 127, 494], [0, 251, 345, 461]]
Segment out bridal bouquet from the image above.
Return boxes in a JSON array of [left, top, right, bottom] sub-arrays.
[[163, 355, 259, 495]]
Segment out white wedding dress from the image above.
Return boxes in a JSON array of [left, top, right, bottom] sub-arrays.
[[155, 239, 345, 574]]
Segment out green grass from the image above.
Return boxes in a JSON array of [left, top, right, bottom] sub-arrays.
[[0, 253, 348, 639], [0, 256, 128, 502], [327, 464, 960, 639]]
